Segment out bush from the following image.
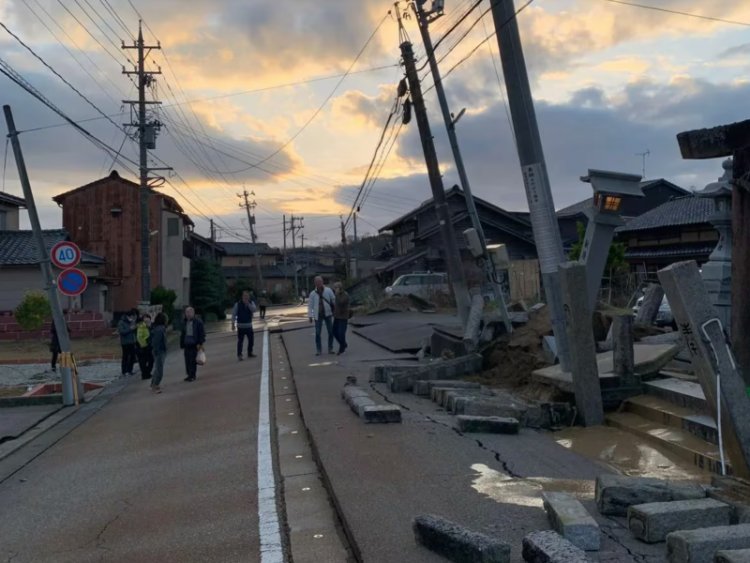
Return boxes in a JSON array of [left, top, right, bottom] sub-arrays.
[[151, 286, 177, 323], [15, 291, 51, 331]]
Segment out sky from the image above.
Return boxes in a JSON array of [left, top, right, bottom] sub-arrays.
[[0, 0, 749, 248]]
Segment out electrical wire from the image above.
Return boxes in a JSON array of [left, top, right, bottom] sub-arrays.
[[99, 0, 136, 39], [432, 0, 484, 52], [601, 0, 750, 27]]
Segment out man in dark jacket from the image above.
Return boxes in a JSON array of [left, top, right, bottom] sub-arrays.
[[231, 290, 257, 360], [180, 307, 206, 382], [117, 309, 138, 376]]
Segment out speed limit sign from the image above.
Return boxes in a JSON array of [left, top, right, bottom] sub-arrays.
[[50, 241, 82, 269]]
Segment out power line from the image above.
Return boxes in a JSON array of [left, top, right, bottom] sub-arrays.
[[432, 0, 484, 52], [230, 12, 391, 172], [0, 22, 129, 136], [99, 0, 136, 39], [601, 0, 750, 27]]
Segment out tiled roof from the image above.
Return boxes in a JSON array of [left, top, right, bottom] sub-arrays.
[[219, 242, 279, 256], [556, 198, 593, 218], [0, 229, 105, 266], [0, 192, 26, 207], [625, 242, 715, 259], [616, 196, 712, 233]]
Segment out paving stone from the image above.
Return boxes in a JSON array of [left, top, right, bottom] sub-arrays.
[[413, 514, 510, 563], [522, 530, 590, 563], [433, 387, 487, 407], [349, 396, 376, 417], [370, 364, 418, 383], [362, 405, 401, 424], [414, 380, 432, 396], [628, 498, 732, 543], [596, 474, 706, 516], [715, 548, 750, 562], [456, 415, 519, 434], [542, 492, 600, 551], [667, 524, 750, 563], [458, 397, 526, 419]]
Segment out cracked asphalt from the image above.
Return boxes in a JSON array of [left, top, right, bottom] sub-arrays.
[[281, 318, 668, 562]]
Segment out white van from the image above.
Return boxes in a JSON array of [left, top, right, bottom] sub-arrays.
[[384, 272, 449, 299]]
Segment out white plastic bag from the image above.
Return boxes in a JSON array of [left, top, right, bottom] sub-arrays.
[[196, 349, 206, 366]]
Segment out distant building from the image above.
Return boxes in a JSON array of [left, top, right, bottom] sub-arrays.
[[615, 195, 717, 280], [378, 186, 540, 301], [0, 191, 26, 231], [52, 170, 194, 313], [556, 178, 690, 253]]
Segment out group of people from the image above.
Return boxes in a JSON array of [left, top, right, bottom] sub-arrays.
[[307, 276, 350, 356], [117, 309, 169, 392]]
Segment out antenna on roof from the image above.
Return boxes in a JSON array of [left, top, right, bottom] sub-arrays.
[[636, 149, 650, 179]]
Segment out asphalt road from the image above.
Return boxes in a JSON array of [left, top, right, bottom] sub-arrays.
[[0, 322, 266, 562]]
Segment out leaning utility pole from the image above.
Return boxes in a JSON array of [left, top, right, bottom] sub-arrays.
[[412, 0, 512, 332], [123, 22, 168, 304], [4, 105, 81, 406], [238, 189, 264, 289], [399, 39, 470, 324], [209, 218, 216, 262], [490, 0, 570, 369], [290, 215, 299, 298]]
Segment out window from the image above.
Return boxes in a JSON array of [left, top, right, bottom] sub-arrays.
[[167, 217, 179, 237], [0, 210, 6, 230]]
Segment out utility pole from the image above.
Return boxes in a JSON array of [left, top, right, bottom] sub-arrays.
[[399, 37, 470, 324], [490, 0, 570, 369], [123, 22, 169, 304], [283, 215, 287, 282], [4, 105, 81, 406], [209, 218, 216, 262], [412, 0, 512, 332], [290, 215, 299, 298], [341, 216, 350, 279], [238, 188, 264, 290]]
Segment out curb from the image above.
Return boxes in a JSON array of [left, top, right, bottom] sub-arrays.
[[278, 326, 363, 562]]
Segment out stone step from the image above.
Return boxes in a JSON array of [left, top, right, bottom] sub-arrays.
[[605, 411, 730, 475], [623, 394, 718, 445], [644, 377, 708, 412]]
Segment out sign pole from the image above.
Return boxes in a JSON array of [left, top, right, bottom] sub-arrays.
[[3, 105, 77, 406]]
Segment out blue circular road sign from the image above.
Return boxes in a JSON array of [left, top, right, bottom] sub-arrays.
[[57, 268, 88, 297]]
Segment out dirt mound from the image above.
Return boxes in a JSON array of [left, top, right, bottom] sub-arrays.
[[481, 304, 552, 388]]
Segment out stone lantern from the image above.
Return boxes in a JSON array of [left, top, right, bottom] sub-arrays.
[[579, 169, 644, 310], [697, 158, 733, 334]]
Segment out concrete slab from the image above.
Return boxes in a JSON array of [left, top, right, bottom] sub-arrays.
[[532, 344, 680, 393]]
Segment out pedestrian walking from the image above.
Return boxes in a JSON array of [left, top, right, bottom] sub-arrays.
[[332, 281, 350, 355], [180, 307, 206, 382], [308, 276, 336, 355], [150, 312, 168, 393], [231, 290, 257, 360], [300, 290, 306, 305], [118, 309, 138, 376], [258, 291, 270, 320], [136, 313, 154, 380]]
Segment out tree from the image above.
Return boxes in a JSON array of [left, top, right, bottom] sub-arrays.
[[568, 221, 627, 273], [150, 286, 177, 323], [15, 291, 51, 331], [191, 259, 226, 320]]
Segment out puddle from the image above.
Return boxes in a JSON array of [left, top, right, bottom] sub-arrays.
[[554, 425, 711, 483], [470, 463, 595, 508]]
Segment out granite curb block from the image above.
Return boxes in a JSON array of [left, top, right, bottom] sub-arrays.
[[387, 353, 484, 393], [414, 379, 481, 397], [341, 384, 401, 424], [667, 524, 750, 563], [412, 514, 510, 563], [715, 548, 750, 562], [521, 530, 590, 563], [628, 498, 732, 543], [596, 474, 707, 516], [456, 415, 519, 434], [541, 492, 600, 550]]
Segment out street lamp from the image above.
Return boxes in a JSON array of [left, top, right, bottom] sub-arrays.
[[579, 169, 644, 310]]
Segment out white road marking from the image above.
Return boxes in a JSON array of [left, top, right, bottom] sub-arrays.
[[257, 329, 284, 562]]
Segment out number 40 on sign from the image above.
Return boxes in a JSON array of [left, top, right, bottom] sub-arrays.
[[50, 241, 81, 269]]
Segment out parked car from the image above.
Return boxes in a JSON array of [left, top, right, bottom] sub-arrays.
[[632, 295, 675, 328], [384, 272, 450, 299]]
